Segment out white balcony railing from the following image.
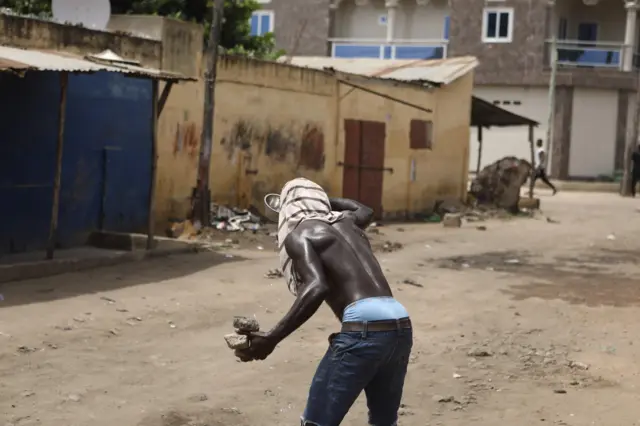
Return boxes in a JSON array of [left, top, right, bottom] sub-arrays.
[[329, 38, 449, 60], [547, 39, 626, 69]]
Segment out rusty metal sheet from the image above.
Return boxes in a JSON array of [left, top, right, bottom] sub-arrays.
[[0, 45, 195, 81], [283, 56, 479, 86]]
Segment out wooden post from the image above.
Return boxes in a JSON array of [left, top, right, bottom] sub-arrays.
[[528, 124, 535, 198], [46, 72, 69, 260], [476, 125, 483, 174], [147, 80, 159, 250]]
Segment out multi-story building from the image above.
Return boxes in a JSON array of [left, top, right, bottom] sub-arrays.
[[255, 0, 640, 179]]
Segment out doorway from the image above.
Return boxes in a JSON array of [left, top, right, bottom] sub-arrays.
[[342, 119, 386, 218]]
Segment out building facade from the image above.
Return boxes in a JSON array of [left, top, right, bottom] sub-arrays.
[[260, 0, 640, 179]]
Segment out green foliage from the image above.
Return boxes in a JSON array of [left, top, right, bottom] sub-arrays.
[[1, 0, 284, 59]]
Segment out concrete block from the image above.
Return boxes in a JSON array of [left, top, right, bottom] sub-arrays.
[[224, 333, 250, 349], [518, 197, 541, 210], [233, 316, 260, 332], [442, 213, 462, 228]]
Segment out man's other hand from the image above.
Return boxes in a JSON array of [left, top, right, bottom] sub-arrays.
[[234, 331, 277, 362]]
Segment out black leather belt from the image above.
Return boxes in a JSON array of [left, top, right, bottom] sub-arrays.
[[341, 317, 411, 332]]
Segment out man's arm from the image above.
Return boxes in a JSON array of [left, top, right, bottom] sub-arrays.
[[329, 197, 374, 229]]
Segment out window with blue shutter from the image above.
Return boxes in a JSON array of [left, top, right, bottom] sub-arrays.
[[250, 11, 274, 36]]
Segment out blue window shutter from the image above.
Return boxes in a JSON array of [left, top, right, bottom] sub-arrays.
[[260, 14, 271, 34], [250, 14, 259, 36], [444, 16, 450, 40]]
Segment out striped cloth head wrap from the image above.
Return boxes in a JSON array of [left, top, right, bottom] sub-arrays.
[[277, 178, 343, 295]]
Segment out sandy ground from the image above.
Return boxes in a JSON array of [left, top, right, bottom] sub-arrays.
[[1, 191, 640, 426]]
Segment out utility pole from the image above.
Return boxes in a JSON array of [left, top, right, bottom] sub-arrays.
[[196, 0, 224, 225], [621, 66, 640, 195], [544, 0, 557, 173]]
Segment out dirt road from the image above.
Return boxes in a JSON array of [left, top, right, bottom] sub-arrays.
[[1, 191, 640, 426]]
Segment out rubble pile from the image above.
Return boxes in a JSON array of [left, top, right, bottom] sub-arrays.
[[469, 157, 532, 213]]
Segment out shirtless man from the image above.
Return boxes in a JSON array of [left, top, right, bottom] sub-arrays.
[[236, 178, 412, 426]]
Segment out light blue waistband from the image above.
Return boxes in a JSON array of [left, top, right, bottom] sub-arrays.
[[342, 296, 409, 323]]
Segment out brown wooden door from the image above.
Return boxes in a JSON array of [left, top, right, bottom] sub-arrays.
[[342, 119, 386, 218]]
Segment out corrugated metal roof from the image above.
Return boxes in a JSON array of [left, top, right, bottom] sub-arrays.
[[282, 56, 478, 85], [0, 46, 194, 81]]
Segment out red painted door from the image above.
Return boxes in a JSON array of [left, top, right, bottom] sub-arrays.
[[342, 119, 386, 218]]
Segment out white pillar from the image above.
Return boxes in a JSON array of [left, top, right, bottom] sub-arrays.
[[385, 0, 397, 43], [623, 1, 638, 71]]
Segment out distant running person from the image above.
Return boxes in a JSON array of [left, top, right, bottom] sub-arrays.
[[533, 139, 557, 195], [235, 177, 413, 426]]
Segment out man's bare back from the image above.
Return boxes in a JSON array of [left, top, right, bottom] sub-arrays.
[[287, 218, 393, 320]]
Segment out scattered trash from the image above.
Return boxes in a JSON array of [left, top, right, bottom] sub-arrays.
[[108, 328, 119, 336], [68, 394, 82, 402], [265, 269, 283, 279], [211, 203, 262, 232], [504, 259, 521, 265], [116, 308, 129, 313], [17, 346, 37, 354], [168, 321, 177, 329], [256, 246, 264, 250], [567, 360, 589, 370], [606, 234, 616, 241], [401, 279, 424, 288], [382, 241, 403, 252], [100, 296, 116, 304], [453, 373, 462, 379], [553, 389, 567, 394], [476, 225, 487, 231], [221, 407, 242, 415], [546, 217, 560, 224], [128, 316, 143, 322], [21, 391, 35, 398]]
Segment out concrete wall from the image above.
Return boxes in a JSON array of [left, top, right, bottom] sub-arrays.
[[208, 56, 472, 218], [210, 57, 336, 210], [0, 14, 162, 67]]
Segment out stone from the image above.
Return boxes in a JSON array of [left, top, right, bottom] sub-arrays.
[[442, 213, 462, 228], [469, 157, 533, 213], [224, 333, 250, 350], [567, 360, 589, 370], [233, 316, 260, 332], [467, 348, 492, 357]]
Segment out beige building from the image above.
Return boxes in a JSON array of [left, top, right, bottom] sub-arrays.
[[210, 56, 477, 219]]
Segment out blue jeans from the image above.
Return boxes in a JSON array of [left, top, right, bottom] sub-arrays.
[[301, 327, 413, 426]]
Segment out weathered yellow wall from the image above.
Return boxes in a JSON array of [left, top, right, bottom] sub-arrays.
[[210, 57, 337, 210], [336, 76, 438, 218], [205, 59, 473, 219], [336, 74, 472, 218], [152, 18, 204, 229], [0, 14, 162, 67], [433, 72, 474, 202]]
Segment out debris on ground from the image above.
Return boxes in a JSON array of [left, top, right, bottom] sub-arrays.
[[567, 360, 590, 370], [401, 279, 424, 288], [264, 269, 283, 279], [210, 203, 262, 232], [469, 157, 532, 213], [467, 347, 493, 357], [382, 241, 403, 252], [442, 213, 462, 228]]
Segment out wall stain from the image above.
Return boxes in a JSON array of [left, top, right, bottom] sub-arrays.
[[173, 121, 199, 160], [298, 124, 325, 170]]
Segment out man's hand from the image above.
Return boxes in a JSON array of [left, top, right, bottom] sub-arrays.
[[234, 331, 278, 362]]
